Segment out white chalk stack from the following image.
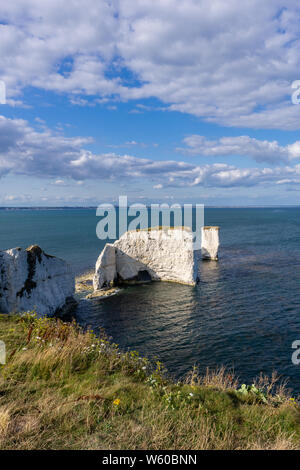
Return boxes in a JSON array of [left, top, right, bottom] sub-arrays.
[[93, 227, 199, 290], [201, 226, 220, 260], [93, 243, 117, 290], [93, 225, 221, 293]]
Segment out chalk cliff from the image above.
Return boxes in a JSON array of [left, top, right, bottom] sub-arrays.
[[93, 228, 198, 290], [0, 245, 75, 315]]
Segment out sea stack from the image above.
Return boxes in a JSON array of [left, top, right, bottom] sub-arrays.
[[201, 226, 220, 260], [0, 245, 75, 316], [93, 227, 199, 290]]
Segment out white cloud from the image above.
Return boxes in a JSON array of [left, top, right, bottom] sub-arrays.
[[1, 1, 300, 128], [3, 193, 32, 202], [0, 115, 93, 178], [177, 135, 300, 164], [1, 114, 300, 190], [52, 179, 66, 186], [107, 140, 148, 149], [287, 141, 300, 159]]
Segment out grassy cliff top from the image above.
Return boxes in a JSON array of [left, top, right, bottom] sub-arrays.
[[0, 314, 299, 450]]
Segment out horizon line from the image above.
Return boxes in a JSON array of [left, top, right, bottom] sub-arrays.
[[0, 204, 300, 210]]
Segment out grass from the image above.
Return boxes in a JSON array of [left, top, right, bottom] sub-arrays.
[[0, 313, 299, 450]]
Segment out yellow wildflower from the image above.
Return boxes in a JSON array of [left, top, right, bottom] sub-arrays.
[[113, 398, 120, 406]]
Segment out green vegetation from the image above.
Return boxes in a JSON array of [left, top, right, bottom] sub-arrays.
[[0, 313, 299, 450]]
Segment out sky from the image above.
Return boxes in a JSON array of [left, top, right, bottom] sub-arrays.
[[1, 0, 300, 206]]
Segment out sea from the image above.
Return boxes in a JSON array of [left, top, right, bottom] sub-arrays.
[[1, 206, 300, 393]]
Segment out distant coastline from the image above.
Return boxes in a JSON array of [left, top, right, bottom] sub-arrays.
[[1, 205, 300, 210]]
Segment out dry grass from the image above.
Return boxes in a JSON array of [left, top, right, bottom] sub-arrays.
[[186, 365, 239, 390], [0, 313, 299, 450]]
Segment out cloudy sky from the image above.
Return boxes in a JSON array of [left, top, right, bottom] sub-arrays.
[[1, 0, 300, 206]]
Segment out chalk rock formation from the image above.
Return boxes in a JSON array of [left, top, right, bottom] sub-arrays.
[[0, 245, 75, 315], [201, 226, 220, 260], [93, 243, 117, 291], [93, 228, 198, 290]]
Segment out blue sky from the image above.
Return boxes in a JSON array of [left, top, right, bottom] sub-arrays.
[[1, 0, 300, 206]]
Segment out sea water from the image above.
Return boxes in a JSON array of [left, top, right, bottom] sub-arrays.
[[1, 207, 300, 392]]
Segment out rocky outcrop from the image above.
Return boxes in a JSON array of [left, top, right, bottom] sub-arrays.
[[0, 245, 75, 315], [93, 244, 117, 290], [201, 226, 220, 260], [93, 228, 199, 290]]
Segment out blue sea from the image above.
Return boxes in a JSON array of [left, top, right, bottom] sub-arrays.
[[1, 207, 300, 393]]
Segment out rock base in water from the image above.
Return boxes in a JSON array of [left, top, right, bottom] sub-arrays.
[[86, 287, 121, 299]]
